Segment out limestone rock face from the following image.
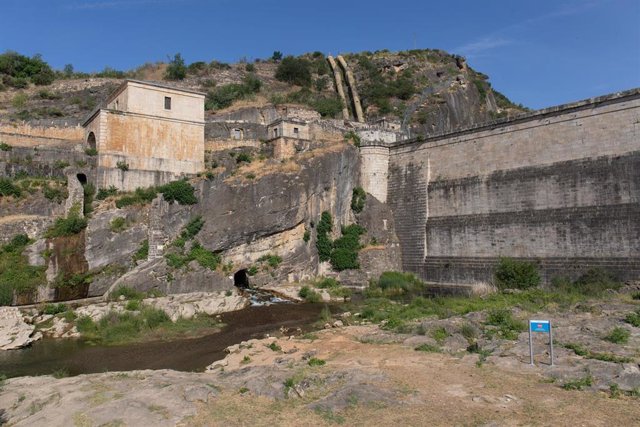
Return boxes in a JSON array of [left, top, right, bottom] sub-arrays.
[[73, 291, 248, 323], [105, 258, 234, 297], [143, 290, 249, 322], [85, 208, 149, 271], [0, 307, 42, 350], [196, 144, 359, 253]]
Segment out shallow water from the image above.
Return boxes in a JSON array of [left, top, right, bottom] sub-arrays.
[[0, 302, 326, 378]]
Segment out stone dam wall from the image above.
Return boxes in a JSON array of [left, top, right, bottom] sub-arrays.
[[387, 89, 640, 285]]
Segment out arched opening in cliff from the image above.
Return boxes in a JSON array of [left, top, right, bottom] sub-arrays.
[[76, 173, 87, 185], [87, 132, 96, 151], [233, 269, 250, 288]]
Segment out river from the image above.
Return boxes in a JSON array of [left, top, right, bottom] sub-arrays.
[[0, 302, 327, 378]]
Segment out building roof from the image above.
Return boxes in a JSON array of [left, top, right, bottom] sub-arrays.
[[82, 79, 206, 127]]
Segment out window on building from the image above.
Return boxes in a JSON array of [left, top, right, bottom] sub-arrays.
[[115, 100, 119, 110], [164, 96, 172, 110], [232, 128, 243, 140], [274, 128, 279, 138], [293, 127, 299, 134]]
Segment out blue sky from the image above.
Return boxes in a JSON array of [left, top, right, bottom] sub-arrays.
[[1, 0, 638, 109]]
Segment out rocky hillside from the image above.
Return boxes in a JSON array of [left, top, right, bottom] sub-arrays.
[[0, 49, 527, 135]]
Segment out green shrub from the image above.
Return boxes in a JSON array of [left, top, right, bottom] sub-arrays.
[[415, 344, 441, 353], [604, 327, 630, 344], [0, 234, 45, 305], [43, 303, 67, 315], [84, 148, 98, 156], [53, 160, 69, 169], [189, 243, 221, 271], [573, 268, 621, 295], [258, 254, 282, 269], [96, 186, 118, 200], [158, 180, 197, 205], [110, 217, 127, 233], [550, 268, 622, 296], [116, 161, 129, 171], [430, 326, 450, 344], [308, 357, 326, 366], [344, 131, 361, 147], [247, 266, 258, 276], [299, 285, 321, 303], [494, 257, 540, 290], [303, 230, 310, 242], [46, 205, 87, 237], [132, 240, 149, 261], [0, 142, 11, 151], [178, 218, 201, 242], [245, 63, 256, 72], [76, 306, 173, 345], [0, 51, 56, 86], [267, 342, 281, 352], [0, 178, 22, 198], [351, 187, 366, 213], [115, 187, 157, 208], [42, 184, 65, 203], [272, 51, 283, 61], [315, 211, 333, 262], [125, 299, 141, 311], [330, 247, 359, 271], [562, 375, 593, 391], [109, 285, 145, 301], [625, 308, 640, 327], [485, 309, 526, 340], [275, 56, 312, 87], [330, 224, 365, 271], [235, 152, 252, 164], [165, 53, 187, 80], [205, 74, 262, 111], [83, 182, 95, 216]]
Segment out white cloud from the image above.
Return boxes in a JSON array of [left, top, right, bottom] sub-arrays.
[[456, 36, 512, 57]]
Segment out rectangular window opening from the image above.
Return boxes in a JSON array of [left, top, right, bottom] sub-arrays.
[[164, 96, 172, 110], [293, 127, 299, 134]]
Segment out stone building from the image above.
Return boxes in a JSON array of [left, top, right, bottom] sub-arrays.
[[83, 80, 205, 191], [266, 118, 311, 160]]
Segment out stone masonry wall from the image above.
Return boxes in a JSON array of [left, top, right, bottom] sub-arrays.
[[388, 89, 640, 285], [359, 145, 389, 203]]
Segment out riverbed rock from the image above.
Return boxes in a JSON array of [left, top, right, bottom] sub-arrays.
[[143, 290, 249, 322], [0, 307, 42, 350]]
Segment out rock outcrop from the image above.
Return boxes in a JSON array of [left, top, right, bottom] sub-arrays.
[[0, 307, 41, 350]]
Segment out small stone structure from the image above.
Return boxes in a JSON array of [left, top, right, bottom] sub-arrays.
[[267, 118, 311, 160], [83, 80, 205, 191]]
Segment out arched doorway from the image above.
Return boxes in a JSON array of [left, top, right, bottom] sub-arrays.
[[233, 269, 250, 288], [87, 132, 96, 151]]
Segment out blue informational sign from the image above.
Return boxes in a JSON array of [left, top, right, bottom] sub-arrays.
[[529, 320, 550, 333]]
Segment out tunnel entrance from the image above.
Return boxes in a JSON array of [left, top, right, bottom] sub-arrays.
[[76, 173, 87, 185], [233, 269, 250, 288]]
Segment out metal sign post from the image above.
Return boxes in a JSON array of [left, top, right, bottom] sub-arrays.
[[529, 320, 553, 366]]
